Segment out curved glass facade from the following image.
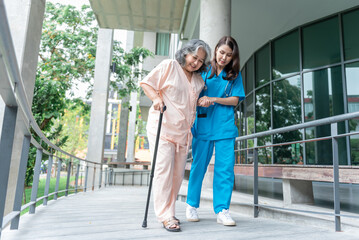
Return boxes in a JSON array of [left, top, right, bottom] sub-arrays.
[[237, 7, 359, 166]]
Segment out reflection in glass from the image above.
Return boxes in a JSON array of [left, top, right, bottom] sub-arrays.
[[255, 86, 271, 163], [246, 94, 254, 164], [303, 67, 347, 164], [272, 76, 303, 164], [342, 9, 359, 61], [255, 45, 270, 88], [246, 56, 254, 94], [345, 62, 359, 165], [235, 102, 246, 164], [272, 30, 299, 79], [302, 17, 341, 70]]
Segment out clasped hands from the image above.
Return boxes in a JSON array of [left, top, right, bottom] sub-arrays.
[[197, 96, 214, 107]]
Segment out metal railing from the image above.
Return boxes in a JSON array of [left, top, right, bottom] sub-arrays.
[[234, 112, 359, 231], [0, 3, 110, 238]]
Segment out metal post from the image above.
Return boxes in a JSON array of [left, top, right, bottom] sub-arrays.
[[10, 135, 31, 230], [105, 168, 108, 187], [29, 148, 43, 214], [43, 154, 54, 206], [92, 167, 96, 191], [65, 161, 72, 196], [0, 106, 17, 237], [75, 164, 80, 193], [54, 159, 62, 200], [253, 138, 259, 218], [331, 123, 341, 231], [98, 164, 103, 189], [109, 168, 113, 186], [84, 165, 89, 192]]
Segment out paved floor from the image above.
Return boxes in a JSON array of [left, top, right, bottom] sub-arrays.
[[2, 186, 359, 240]]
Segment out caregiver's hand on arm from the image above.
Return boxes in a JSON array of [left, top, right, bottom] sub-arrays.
[[199, 96, 239, 107], [141, 83, 164, 112], [197, 96, 213, 107]]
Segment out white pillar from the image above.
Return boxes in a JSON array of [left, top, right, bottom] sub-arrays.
[[199, 0, 231, 165], [200, 0, 231, 50], [126, 91, 138, 163], [117, 31, 134, 164], [86, 28, 114, 189], [3, 0, 45, 216]]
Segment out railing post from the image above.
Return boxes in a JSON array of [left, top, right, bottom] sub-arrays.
[[75, 163, 80, 193], [92, 166, 96, 191], [10, 135, 31, 230], [0, 106, 17, 237], [331, 123, 341, 231], [109, 168, 113, 186], [99, 164, 103, 189], [54, 158, 62, 200], [65, 160, 72, 196], [253, 138, 259, 218], [105, 168, 108, 187], [84, 165, 89, 192], [29, 148, 43, 214], [43, 154, 54, 206]]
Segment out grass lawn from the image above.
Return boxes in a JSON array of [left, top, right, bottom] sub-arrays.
[[22, 175, 83, 214]]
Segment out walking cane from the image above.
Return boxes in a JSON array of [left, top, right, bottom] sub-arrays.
[[142, 105, 166, 228]]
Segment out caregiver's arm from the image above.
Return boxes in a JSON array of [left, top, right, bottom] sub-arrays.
[[198, 96, 239, 107]]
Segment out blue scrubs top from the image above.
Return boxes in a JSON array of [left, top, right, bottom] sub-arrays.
[[192, 69, 245, 140]]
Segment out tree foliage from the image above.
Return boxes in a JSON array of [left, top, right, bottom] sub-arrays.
[[26, 2, 153, 186]]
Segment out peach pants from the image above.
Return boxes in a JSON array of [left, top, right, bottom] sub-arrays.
[[147, 133, 188, 222]]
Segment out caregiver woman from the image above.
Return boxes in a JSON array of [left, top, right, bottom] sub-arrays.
[[140, 39, 211, 232], [186, 36, 245, 226]]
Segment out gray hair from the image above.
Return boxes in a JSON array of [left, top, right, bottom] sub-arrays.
[[175, 39, 211, 73]]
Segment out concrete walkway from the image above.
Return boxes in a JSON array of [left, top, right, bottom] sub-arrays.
[[2, 186, 359, 240]]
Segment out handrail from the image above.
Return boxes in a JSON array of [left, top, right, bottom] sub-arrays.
[[235, 111, 359, 143]]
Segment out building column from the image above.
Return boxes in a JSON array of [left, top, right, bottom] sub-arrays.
[[3, 0, 45, 216], [117, 31, 134, 164], [126, 91, 138, 163], [199, 0, 231, 167], [86, 28, 114, 189], [199, 0, 231, 50]]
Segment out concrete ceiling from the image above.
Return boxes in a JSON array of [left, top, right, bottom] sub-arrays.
[[89, 0, 359, 66], [231, 0, 359, 66], [89, 0, 186, 33]]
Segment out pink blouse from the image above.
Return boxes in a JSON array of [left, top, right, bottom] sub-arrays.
[[140, 59, 204, 149]]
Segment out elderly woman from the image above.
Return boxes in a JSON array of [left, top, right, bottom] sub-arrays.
[[140, 39, 211, 232]]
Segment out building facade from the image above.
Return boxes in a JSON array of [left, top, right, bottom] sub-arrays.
[[237, 6, 359, 166]]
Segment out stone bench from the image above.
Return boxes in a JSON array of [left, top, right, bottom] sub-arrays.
[[107, 161, 150, 170], [185, 163, 359, 206]]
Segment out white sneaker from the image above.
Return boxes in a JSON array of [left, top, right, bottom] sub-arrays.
[[186, 204, 199, 222], [217, 209, 236, 226]]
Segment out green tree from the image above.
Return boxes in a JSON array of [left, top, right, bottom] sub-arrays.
[[26, 2, 153, 186]]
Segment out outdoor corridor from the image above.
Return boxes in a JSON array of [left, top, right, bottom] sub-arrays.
[[1, 186, 358, 240]]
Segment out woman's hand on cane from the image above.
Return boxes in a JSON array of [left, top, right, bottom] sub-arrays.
[[153, 97, 165, 112]]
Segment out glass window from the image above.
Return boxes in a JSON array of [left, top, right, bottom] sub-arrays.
[[245, 93, 254, 164], [255, 85, 271, 163], [342, 9, 359, 61], [255, 44, 270, 88], [156, 33, 170, 56], [303, 66, 347, 164], [235, 103, 246, 164], [302, 17, 341, 70], [345, 61, 359, 165], [272, 76, 303, 164], [272, 30, 300, 79], [246, 56, 254, 94]]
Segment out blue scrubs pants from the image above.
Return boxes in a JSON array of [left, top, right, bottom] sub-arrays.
[[186, 137, 235, 214]]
